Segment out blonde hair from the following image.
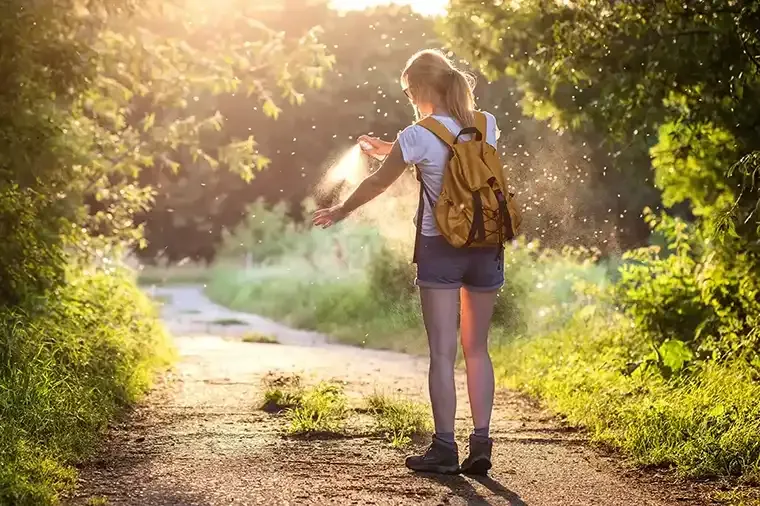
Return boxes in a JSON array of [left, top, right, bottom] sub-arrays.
[[401, 49, 477, 128]]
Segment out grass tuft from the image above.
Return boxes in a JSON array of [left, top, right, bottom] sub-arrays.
[[286, 383, 348, 436], [261, 374, 303, 413], [211, 317, 247, 326], [366, 392, 431, 448], [242, 332, 278, 344]]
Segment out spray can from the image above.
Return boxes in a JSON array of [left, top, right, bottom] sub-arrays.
[[359, 140, 386, 162]]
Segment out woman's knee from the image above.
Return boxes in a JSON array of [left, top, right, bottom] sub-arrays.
[[429, 347, 457, 369], [461, 339, 489, 361]]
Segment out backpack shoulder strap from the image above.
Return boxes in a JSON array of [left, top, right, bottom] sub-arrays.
[[474, 111, 488, 156], [474, 111, 487, 140], [417, 117, 455, 148]]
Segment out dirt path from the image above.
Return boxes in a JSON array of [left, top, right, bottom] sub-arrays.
[[69, 286, 712, 506]]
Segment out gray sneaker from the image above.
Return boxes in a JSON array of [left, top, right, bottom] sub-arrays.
[[405, 435, 460, 474], [460, 434, 493, 475]]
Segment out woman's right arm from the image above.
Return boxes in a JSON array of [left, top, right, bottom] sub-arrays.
[[358, 135, 393, 157]]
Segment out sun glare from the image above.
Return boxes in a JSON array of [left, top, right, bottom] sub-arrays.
[[328, 0, 447, 17]]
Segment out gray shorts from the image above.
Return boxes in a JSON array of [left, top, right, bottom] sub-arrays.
[[415, 234, 504, 292]]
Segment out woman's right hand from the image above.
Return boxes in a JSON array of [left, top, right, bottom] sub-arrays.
[[358, 135, 392, 158]]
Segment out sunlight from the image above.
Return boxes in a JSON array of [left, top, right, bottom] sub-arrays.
[[329, 0, 447, 17]]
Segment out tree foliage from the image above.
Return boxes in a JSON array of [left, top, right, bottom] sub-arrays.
[[0, 0, 332, 304], [443, 0, 760, 365], [443, 0, 760, 229], [137, 1, 654, 263]]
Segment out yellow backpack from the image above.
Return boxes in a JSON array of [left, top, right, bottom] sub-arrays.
[[413, 111, 522, 259]]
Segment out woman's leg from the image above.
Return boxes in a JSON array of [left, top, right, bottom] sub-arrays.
[[420, 286, 460, 441], [459, 288, 498, 436], [405, 286, 461, 473]]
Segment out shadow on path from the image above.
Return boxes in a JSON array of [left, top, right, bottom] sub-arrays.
[[419, 473, 528, 506]]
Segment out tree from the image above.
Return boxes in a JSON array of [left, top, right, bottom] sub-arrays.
[[136, 1, 652, 262], [0, 0, 333, 304], [442, 0, 760, 359], [442, 0, 760, 238]]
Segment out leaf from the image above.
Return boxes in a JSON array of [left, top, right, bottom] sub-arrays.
[[142, 113, 155, 132], [262, 98, 281, 120], [577, 304, 597, 320], [657, 339, 693, 374]]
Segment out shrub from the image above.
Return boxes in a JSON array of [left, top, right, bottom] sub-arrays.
[[616, 209, 760, 367], [0, 185, 66, 308], [0, 268, 173, 505], [493, 238, 612, 340], [366, 243, 417, 306], [497, 309, 760, 481]]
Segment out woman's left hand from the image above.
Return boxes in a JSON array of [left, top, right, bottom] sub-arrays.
[[312, 204, 348, 229]]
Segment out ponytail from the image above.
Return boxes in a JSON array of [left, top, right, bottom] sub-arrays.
[[402, 49, 478, 128], [445, 70, 476, 128]]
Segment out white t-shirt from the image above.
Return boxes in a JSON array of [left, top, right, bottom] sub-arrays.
[[397, 111, 500, 237]]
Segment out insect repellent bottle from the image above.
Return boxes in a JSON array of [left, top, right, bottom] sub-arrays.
[[359, 140, 385, 161]]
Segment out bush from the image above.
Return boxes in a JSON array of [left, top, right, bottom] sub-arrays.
[[492, 238, 612, 339], [0, 185, 66, 308], [497, 309, 760, 481], [616, 209, 760, 366], [0, 268, 173, 505], [366, 243, 417, 306], [219, 198, 384, 270]]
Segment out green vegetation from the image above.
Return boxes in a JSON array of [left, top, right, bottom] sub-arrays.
[[366, 393, 431, 448], [1, 0, 330, 502], [261, 375, 305, 413], [242, 332, 279, 345], [500, 312, 760, 480], [286, 383, 349, 436], [0, 269, 173, 505], [136, 263, 214, 287], [260, 375, 349, 435], [206, 199, 427, 353], [260, 374, 430, 447]]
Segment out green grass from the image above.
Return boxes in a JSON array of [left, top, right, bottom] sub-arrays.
[[242, 332, 278, 344], [260, 374, 303, 412], [495, 309, 760, 483], [136, 262, 213, 286], [713, 488, 760, 506], [260, 375, 429, 446], [211, 317, 247, 326], [286, 383, 349, 436], [365, 392, 431, 448], [206, 265, 427, 354], [85, 496, 109, 506], [0, 267, 174, 505]]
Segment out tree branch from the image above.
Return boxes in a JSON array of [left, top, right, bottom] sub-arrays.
[[739, 32, 760, 72]]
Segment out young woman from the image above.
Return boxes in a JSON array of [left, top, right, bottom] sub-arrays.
[[312, 49, 502, 475]]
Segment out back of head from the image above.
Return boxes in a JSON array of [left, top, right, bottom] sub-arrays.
[[402, 49, 477, 128]]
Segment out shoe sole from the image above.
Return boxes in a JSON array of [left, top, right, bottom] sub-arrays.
[[461, 457, 492, 476], [406, 463, 461, 475]]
